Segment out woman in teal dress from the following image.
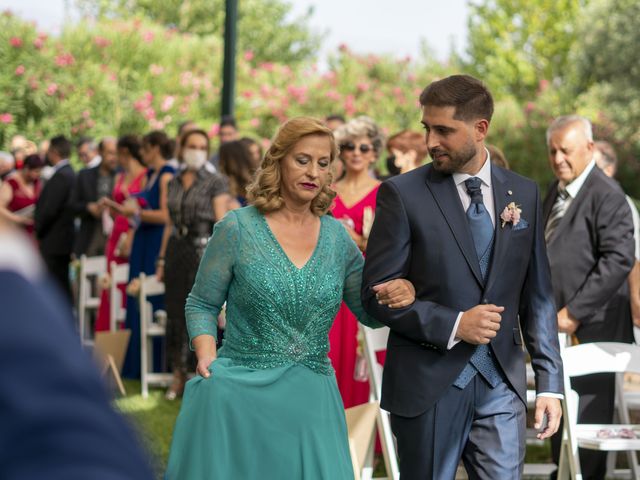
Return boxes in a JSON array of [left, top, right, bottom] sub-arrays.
[[165, 117, 415, 479]]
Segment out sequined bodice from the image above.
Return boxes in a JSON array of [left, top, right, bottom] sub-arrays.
[[186, 206, 379, 375]]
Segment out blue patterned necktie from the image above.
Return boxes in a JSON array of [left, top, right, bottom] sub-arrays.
[[453, 177, 502, 389]]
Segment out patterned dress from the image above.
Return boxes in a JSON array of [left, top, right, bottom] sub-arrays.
[[164, 167, 228, 376], [165, 206, 381, 479]]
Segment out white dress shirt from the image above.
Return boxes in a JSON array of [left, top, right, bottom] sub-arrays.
[[445, 150, 562, 399]]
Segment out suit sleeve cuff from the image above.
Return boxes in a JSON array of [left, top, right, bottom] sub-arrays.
[[447, 312, 463, 350], [536, 392, 564, 400]]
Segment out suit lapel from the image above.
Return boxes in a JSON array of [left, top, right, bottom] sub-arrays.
[[484, 167, 512, 294], [425, 168, 484, 287], [547, 168, 597, 246], [542, 180, 559, 226]]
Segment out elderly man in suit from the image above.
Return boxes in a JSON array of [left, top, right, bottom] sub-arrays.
[[544, 116, 635, 479], [0, 216, 154, 480], [71, 137, 117, 257], [35, 135, 76, 301], [362, 74, 563, 479]]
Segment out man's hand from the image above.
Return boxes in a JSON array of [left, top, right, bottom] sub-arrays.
[[534, 396, 562, 440], [373, 279, 415, 309], [456, 304, 504, 345], [557, 307, 579, 334], [87, 202, 103, 218]]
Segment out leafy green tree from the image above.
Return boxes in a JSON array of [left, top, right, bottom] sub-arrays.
[[74, 0, 321, 64], [570, 0, 640, 196], [464, 0, 586, 100]]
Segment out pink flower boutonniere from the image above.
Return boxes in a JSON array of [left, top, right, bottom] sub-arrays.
[[500, 202, 522, 228]]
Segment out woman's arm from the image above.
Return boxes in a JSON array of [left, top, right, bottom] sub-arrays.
[[139, 172, 173, 224]]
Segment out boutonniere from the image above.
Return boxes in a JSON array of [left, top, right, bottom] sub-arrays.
[[500, 201, 522, 228]]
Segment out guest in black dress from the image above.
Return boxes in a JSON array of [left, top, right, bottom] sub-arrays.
[[157, 129, 233, 399]]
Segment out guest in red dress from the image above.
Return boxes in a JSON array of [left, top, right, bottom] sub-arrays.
[[0, 154, 43, 237], [95, 135, 147, 332], [329, 116, 385, 407]]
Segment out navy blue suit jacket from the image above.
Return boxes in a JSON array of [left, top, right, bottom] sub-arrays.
[[362, 163, 564, 417], [0, 239, 154, 479]]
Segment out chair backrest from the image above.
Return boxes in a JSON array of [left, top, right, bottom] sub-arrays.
[[77, 255, 107, 342], [563, 342, 640, 378], [109, 262, 129, 331], [361, 325, 389, 401], [139, 273, 165, 298]]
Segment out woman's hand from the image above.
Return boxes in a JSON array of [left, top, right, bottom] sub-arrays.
[[196, 354, 217, 378], [373, 278, 416, 309], [155, 264, 164, 281], [193, 335, 218, 378]]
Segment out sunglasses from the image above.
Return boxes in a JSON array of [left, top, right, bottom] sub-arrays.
[[340, 142, 374, 154]]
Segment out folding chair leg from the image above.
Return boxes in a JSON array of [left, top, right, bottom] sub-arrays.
[[107, 354, 126, 396]]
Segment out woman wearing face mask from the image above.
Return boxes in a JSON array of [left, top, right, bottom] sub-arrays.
[[157, 129, 233, 399]]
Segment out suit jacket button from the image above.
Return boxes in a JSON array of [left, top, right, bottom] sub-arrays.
[[483, 298, 489, 304]]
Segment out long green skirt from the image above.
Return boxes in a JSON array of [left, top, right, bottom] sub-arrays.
[[165, 358, 354, 479]]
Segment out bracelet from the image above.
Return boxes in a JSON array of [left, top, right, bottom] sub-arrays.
[[155, 258, 165, 267]]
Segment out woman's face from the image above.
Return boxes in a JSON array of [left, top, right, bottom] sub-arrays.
[[340, 135, 376, 174], [248, 143, 262, 168], [183, 133, 208, 154], [279, 134, 332, 208], [117, 147, 131, 169], [24, 168, 42, 183], [140, 142, 159, 166]]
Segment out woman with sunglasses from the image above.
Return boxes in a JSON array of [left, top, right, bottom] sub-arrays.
[[330, 115, 385, 408]]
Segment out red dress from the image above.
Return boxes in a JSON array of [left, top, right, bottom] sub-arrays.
[[6, 176, 40, 236], [329, 184, 382, 408], [95, 170, 147, 331]]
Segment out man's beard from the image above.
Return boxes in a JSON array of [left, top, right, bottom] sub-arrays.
[[430, 142, 477, 175]]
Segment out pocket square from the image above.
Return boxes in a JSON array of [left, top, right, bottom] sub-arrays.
[[513, 219, 529, 231]]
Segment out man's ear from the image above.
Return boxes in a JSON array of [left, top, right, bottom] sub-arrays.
[[474, 119, 489, 142]]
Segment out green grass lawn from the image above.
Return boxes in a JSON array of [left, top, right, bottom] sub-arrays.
[[114, 380, 553, 479], [115, 380, 181, 478]]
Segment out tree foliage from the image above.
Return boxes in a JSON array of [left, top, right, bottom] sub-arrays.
[[74, 0, 321, 64], [465, 0, 586, 100]]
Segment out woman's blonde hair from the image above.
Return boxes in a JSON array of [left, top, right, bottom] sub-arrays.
[[248, 117, 338, 216]]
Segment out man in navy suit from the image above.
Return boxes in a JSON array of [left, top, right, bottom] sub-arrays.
[[362, 75, 563, 479], [0, 218, 154, 480]]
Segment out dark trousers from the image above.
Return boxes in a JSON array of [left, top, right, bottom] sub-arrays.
[[551, 372, 615, 480], [390, 375, 526, 480], [42, 253, 72, 304]]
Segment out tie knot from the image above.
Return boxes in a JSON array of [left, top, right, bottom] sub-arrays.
[[464, 177, 483, 204], [557, 187, 569, 201]]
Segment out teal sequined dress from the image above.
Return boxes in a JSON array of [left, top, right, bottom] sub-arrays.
[[165, 206, 380, 479]]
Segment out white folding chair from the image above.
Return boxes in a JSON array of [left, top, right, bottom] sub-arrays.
[[109, 261, 129, 332], [138, 273, 172, 398], [558, 342, 640, 480], [77, 255, 106, 345], [357, 325, 400, 480]]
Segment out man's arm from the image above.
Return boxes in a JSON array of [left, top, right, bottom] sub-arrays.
[[361, 180, 459, 350], [566, 191, 635, 324]]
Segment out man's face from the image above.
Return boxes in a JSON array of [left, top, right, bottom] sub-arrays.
[[219, 125, 238, 144], [547, 123, 594, 185], [421, 106, 479, 175], [78, 143, 93, 165], [100, 140, 118, 172]]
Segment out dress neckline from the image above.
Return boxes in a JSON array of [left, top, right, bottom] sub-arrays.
[[259, 209, 324, 271], [334, 183, 379, 210]]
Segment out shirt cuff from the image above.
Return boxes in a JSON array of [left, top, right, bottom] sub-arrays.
[[536, 392, 564, 400], [447, 312, 464, 350]]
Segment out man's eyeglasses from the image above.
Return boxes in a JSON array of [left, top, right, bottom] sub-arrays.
[[340, 142, 374, 154]]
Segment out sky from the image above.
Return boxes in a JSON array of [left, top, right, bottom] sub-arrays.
[[0, 0, 469, 61]]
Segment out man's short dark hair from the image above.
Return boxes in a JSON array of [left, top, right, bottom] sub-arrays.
[[50, 135, 72, 159], [220, 115, 237, 129], [76, 136, 95, 150], [326, 114, 346, 124], [419, 74, 494, 122]]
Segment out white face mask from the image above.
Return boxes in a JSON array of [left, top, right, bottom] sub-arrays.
[[183, 148, 207, 171]]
